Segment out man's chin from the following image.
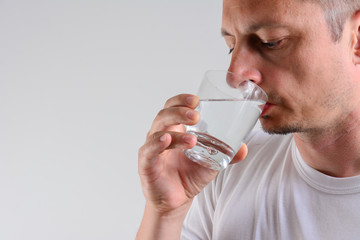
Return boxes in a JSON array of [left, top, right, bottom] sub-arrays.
[[260, 120, 304, 135], [262, 127, 298, 135]]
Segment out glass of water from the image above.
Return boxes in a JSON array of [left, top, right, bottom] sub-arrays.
[[184, 70, 268, 171]]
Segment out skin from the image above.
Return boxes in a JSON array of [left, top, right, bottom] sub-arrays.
[[223, 0, 358, 135], [222, 0, 360, 177], [137, 0, 360, 239], [137, 94, 248, 239]]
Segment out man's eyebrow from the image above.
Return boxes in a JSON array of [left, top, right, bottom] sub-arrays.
[[221, 22, 288, 37], [248, 22, 287, 32]]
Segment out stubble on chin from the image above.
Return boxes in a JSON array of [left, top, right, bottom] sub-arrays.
[[262, 125, 303, 135], [259, 116, 305, 135]]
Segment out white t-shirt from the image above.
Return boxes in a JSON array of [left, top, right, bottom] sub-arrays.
[[181, 130, 360, 240]]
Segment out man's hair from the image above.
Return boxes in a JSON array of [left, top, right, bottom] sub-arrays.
[[311, 0, 360, 42]]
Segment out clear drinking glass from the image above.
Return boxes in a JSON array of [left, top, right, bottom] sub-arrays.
[[184, 70, 268, 171]]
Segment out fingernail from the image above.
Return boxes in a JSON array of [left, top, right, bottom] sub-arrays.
[[186, 110, 197, 120], [186, 96, 194, 106], [183, 135, 194, 144], [160, 134, 167, 142]]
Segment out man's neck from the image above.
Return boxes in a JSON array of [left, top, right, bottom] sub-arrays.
[[294, 110, 360, 178]]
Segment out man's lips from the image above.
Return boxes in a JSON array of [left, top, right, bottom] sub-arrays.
[[261, 102, 273, 116]]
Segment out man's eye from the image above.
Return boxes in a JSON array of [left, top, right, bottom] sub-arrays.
[[261, 39, 284, 50]]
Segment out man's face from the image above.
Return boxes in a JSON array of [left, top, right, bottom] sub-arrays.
[[222, 0, 360, 134]]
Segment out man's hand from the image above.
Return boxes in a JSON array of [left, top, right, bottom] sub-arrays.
[[137, 94, 248, 239]]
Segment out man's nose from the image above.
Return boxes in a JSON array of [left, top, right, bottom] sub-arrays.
[[226, 48, 262, 87]]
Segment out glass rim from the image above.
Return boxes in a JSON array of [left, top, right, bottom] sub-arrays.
[[202, 70, 268, 101]]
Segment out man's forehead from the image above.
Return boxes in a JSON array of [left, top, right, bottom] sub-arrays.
[[222, 0, 320, 33], [223, 0, 290, 11], [222, 0, 318, 17]]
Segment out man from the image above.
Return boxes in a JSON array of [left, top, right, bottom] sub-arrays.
[[137, 0, 360, 239]]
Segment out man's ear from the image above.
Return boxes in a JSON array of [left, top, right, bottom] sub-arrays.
[[352, 11, 360, 64]]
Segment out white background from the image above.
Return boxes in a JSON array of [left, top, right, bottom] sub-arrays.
[[0, 0, 230, 239]]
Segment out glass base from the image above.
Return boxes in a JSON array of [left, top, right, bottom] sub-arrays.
[[184, 132, 235, 171]]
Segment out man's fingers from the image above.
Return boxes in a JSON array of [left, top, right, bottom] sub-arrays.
[[164, 94, 199, 109], [150, 107, 200, 134], [146, 94, 199, 137], [139, 132, 171, 166], [139, 132, 197, 167], [230, 143, 248, 164], [140, 94, 200, 170]]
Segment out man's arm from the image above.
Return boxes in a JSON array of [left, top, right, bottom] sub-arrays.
[[136, 202, 191, 240]]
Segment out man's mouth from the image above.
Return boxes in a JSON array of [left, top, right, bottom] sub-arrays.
[[261, 102, 273, 116]]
